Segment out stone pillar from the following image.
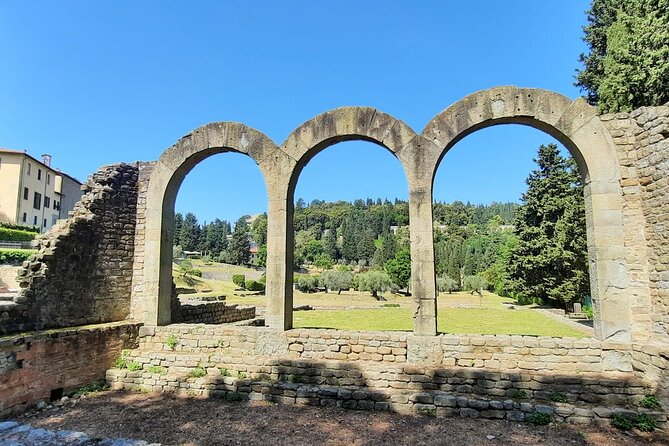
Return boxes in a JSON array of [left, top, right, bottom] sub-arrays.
[[408, 181, 438, 336], [265, 196, 294, 330]]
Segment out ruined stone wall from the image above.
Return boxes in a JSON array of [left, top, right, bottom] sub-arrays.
[[107, 326, 667, 425], [129, 162, 155, 320], [0, 321, 141, 417], [179, 302, 256, 324], [631, 106, 669, 340], [602, 104, 669, 342], [0, 163, 140, 335]]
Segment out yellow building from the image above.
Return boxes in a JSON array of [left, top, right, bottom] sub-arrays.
[[0, 148, 82, 232]]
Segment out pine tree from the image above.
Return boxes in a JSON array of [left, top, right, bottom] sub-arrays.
[[506, 144, 590, 307], [576, 0, 669, 112]]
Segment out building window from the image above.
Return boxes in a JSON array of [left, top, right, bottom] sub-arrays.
[[22, 213, 27, 223], [44, 196, 51, 209], [27, 163, 31, 175], [47, 173, 51, 185], [53, 200, 58, 210], [23, 187, 29, 200], [33, 192, 41, 210], [43, 218, 47, 228], [33, 216, 37, 225], [37, 169, 42, 180]]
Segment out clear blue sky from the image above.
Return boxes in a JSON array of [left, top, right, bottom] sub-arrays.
[[0, 1, 589, 224]]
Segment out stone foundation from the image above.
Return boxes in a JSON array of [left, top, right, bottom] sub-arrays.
[[0, 322, 141, 417], [106, 325, 668, 425], [179, 301, 256, 324]]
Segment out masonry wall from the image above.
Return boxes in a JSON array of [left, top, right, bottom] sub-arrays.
[[0, 322, 141, 417], [107, 325, 668, 425], [179, 301, 256, 324], [0, 163, 140, 335], [129, 162, 155, 321]]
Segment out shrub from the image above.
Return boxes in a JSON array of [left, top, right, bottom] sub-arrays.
[[219, 368, 230, 377], [320, 270, 352, 294], [510, 389, 527, 400], [127, 361, 142, 371], [437, 276, 458, 293], [582, 305, 594, 319], [232, 274, 246, 288], [245, 280, 265, 292], [73, 380, 108, 396], [639, 395, 661, 409], [635, 414, 657, 432], [0, 227, 37, 242], [381, 303, 400, 307], [295, 275, 319, 293], [526, 412, 552, 425], [166, 335, 178, 351], [147, 365, 166, 375], [611, 413, 635, 431], [0, 249, 36, 264], [187, 366, 206, 378], [549, 392, 568, 403], [191, 268, 203, 277], [114, 357, 128, 369]]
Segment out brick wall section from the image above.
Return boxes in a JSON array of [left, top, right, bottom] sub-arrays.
[[0, 321, 141, 417], [0, 164, 140, 335], [129, 162, 155, 320], [179, 302, 256, 324], [106, 326, 667, 425]]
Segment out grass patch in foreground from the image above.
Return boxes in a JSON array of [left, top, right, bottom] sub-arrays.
[[293, 307, 587, 338]]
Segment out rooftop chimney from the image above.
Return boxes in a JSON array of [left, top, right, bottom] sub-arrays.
[[41, 154, 52, 167]]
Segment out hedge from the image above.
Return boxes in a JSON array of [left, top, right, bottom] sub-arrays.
[[0, 227, 37, 242], [0, 223, 39, 233], [0, 249, 36, 264], [244, 280, 265, 292], [232, 274, 246, 288]]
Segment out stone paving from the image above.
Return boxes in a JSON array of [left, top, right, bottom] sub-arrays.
[[0, 421, 159, 446]]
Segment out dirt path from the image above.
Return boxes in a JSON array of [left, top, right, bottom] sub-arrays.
[[12, 391, 667, 446]]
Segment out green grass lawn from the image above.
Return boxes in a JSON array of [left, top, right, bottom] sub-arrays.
[[172, 261, 587, 338], [294, 307, 587, 338]]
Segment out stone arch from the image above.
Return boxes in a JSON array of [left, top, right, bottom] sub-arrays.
[[422, 86, 631, 341], [142, 122, 287, 326], [267, 107, 441, 334]]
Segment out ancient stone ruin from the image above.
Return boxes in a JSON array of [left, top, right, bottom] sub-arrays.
[[1, 87, 668, 425]]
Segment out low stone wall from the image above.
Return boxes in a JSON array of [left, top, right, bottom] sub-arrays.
[[179, 302, 256, 324], [106, 326, 668, 425], [0, 164, 140, 335], [0, 322, 141, 417]]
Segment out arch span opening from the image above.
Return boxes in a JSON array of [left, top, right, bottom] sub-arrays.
[[432, 124, 592, 338], [289, 140, 413, 331]]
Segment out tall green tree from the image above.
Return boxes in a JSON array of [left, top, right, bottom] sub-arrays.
[[576, 0, 669, 112], [178, 212, 200, 251], [228, 216, 251, 265], [385, 248, 411, 291], [506, 144, 590, 307]]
